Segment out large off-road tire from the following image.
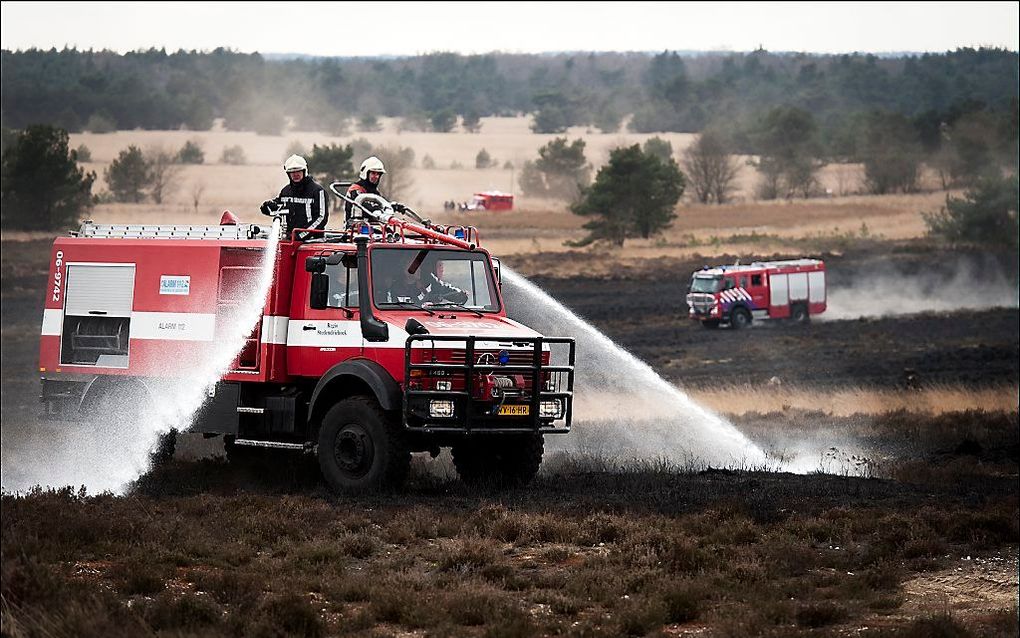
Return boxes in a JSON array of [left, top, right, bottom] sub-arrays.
[[452, 433, 544, 488], [317, 396, 410, 491], [790, 304, 810, 324], [701, 319, 721, 330], [729, 307, 752, 329]]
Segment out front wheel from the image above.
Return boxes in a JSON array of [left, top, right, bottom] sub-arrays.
[[729, 307, 752, 329], [317, 396, 410, 491]]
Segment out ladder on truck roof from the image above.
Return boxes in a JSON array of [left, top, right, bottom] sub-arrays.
[[74, 222, 266, 240]]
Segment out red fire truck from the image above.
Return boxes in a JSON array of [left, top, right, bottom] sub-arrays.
[[468, 191, 514, 211], [38, 191, 574, 490], [685, 259, 827, 329]]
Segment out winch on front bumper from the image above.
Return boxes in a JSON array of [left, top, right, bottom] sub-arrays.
[[403, 334, 574, 433]]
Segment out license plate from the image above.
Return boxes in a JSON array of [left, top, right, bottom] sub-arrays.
[[497, 404, 529, 416]]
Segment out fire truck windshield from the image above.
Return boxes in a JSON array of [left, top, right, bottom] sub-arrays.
[[690, 275, 722, 293], [371, 248, 500, 312]]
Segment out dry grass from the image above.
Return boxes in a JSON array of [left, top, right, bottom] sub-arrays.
[[3, 469, 1016, 637], [70, 117, 696, 215], [66, 117, 950, 255], [689, 383, 1020, 417]]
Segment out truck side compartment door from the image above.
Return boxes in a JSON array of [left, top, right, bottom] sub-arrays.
[[61, 263, 136, 368], [808, 270, 826, 312], [769, 273, 790, 318]]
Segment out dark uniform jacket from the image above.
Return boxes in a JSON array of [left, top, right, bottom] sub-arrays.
[[344, 178, 380, 222], [384, 273, 469, 305], [261, 176, 328, 240]]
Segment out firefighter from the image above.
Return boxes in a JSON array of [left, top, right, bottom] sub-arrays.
[[261, 154, 328, 241], [345, 156, 387, 222], [377, 256, 469, 306]]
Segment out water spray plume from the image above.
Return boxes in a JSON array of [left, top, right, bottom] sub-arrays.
[[502, 267, 770, 469], [1, 219, 281, 495]]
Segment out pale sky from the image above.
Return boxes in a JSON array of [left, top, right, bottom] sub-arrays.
[[1, 1, 1017, 56]]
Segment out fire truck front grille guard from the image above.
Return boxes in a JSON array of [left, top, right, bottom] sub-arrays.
[[403, 335, 574, 433]]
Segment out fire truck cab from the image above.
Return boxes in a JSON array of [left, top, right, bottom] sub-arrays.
[[685, 259, 827, 329], [38, 193, 574, 491]]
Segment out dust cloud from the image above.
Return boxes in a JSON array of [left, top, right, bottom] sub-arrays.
[[825, 261, 1019, 320]]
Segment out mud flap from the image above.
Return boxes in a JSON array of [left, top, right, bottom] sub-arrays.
[[192, 382, 240, 434]]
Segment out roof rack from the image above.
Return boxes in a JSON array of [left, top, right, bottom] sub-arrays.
[[74, 222, 266, 240]]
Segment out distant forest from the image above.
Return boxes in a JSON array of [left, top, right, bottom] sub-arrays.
[[1, 47, 1017, 146]]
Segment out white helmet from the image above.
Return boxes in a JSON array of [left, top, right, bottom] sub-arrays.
[[359, 156, 386, 180], [283, 154, 308, 173]]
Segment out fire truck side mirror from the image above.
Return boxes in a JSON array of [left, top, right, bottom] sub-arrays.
[[305, 256, 326, 273], [310, 273, 329, 310]]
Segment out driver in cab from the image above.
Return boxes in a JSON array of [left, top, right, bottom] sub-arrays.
[[377, 255, 469, 307]]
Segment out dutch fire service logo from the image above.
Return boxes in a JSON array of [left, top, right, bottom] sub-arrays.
[[719, 288, 752, 304]]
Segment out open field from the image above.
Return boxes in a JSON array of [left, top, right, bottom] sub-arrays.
[[67, 116, 946, 232], [2, 157, 1017, 636]]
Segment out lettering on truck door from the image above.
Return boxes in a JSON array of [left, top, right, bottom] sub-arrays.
[[287, 254, 363, 377]]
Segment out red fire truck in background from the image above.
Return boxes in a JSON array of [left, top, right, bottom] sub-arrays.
[[685, 259, 827, 329], [468, 191, 514, 211], [39, 190, 574, 490]]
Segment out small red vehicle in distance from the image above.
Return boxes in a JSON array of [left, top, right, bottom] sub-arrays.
[[468, 191, 513, 211]]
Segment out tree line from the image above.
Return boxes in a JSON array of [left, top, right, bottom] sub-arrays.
[[2, 47, 1016, 143]]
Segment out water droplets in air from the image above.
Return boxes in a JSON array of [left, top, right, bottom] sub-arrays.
[[1, 219, 281, 494], [502, 267, 769, 470]]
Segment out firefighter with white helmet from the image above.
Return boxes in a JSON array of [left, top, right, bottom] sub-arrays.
[[261, 154, 328, 241], [345, 156, 388, 222]]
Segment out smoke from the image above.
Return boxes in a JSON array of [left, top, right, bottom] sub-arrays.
[[825, 260, 1019, 320], [502, 268, 771, 470], [1, 220, 281, 495]]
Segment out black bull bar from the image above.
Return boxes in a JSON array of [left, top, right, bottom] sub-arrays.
[[403, 334, 575, 433]]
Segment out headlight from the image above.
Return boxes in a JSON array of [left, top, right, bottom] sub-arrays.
[[539, 399, 563, 419], [429, 400, 455, 418]]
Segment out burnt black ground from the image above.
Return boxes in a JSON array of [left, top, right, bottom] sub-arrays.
[[3, 240, 1017, 429], [522, 244, 1019, 389]]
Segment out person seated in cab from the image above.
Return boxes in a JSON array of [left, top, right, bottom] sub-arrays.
[[261, 155, 328, 240], [375, 253, 469, 307]]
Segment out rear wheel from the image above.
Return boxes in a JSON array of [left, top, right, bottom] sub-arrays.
[[317, 396, 410, 491], [82, 381, 174, 466], [729, 307, 752, 329], [790, 304, 809, 324], [452, 433, 544, 488]]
